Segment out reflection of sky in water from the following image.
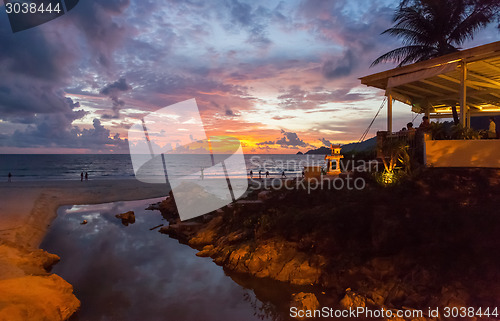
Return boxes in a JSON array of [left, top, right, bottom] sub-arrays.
[[41, 199, 275, 321]]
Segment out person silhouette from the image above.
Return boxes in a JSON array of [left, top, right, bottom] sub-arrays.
[[249, 170, 253, 179], [265, 171, 269, 178], [281, 171, 286, 178], [85, 172, 88, 181], [259, 170, 262, 179], [200, 167, 204, 180], [8, 172, 12, 183], [80, 172, 83, 182]]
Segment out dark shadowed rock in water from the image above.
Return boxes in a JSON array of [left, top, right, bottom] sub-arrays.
[[158, 191, 179, 223], [290, 292, 320, 320], [145, 202, 161, 211], [115, 211, 135, 226], [159, 221, 203, 244]]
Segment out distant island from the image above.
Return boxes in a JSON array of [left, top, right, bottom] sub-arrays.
[[302, 136, 377, 155], [296, 151, 303, 155]]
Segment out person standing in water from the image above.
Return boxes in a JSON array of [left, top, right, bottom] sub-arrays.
[[8, 172, 12, 183], [85, 172, 88, 181], [249, 170, 253, 179], [258, 170, 262, 179], [281, 171, 286, 178], [81, 172, 84, 182], [265, 171, 269, 178]]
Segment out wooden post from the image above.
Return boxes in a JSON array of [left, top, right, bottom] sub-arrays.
[[460, 61, 467, 127], [387, 92, 393, 133]]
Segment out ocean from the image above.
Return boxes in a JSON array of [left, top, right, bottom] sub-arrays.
[[0, 154, 327, 182]]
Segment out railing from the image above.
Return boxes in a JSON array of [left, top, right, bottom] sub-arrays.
[[376, 130, 420, 159]]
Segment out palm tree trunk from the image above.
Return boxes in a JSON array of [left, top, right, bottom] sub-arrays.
[[452, 105, 459, 125]]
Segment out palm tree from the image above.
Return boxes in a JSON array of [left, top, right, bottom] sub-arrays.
[[372, 0, 500, 67]]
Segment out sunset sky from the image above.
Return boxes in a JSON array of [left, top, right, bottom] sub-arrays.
[[0, 0, 497, 154]]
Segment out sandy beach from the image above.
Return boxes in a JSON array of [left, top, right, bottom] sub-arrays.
[[0, 179, 171, 320]]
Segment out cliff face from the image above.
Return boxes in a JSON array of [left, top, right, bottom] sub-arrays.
[[0, 240, 80, 321], [157, 168, 500, 320]]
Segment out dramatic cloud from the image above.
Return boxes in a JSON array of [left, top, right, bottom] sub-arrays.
[[0, 0, 497, 153], [277, 85, 367, 110], [319, 138, 332, 147], [100, 78, 132, 118], [257, 130, 314, 149]]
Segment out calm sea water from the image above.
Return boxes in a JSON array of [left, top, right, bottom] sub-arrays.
[[0, 154, 327, 182], [41, 199, 298, 321]]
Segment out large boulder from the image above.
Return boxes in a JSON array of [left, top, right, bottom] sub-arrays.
[[290, 292, 320, 320], [115, 211, 135, 226], [0, 275, 80, 321]]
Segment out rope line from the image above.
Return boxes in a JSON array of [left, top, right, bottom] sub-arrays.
[[357, 96, 387, 144]]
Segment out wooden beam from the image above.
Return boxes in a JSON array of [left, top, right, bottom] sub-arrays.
[[460, 62, 467, 127], [391, 88, 425, 98], [404, 83, 444, 96], [468, 71, 500, 87], [475, 61, 500, 74], [420, 79, 459, 93], [437, 74, 481, 90], [468, 81, 500, 89]]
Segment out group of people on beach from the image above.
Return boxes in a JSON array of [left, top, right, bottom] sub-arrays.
[[249, 169, 305, 180], [80, 172, 89, 181]]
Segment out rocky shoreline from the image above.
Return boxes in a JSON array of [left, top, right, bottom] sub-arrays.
[[0, 239, 80, 320], [155, 169, 500, 321]]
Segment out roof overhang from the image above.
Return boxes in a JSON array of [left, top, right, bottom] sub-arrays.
[[360, 41, 500, 116]]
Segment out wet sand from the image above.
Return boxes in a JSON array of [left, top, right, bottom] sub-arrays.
[[0, 179, 170, 321]]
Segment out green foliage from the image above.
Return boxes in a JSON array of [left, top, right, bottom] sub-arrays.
[[450, 124, 480, 139], [372, 0, 500, 66], [429, 121, 447, 140], [377, 136, 410, 173]]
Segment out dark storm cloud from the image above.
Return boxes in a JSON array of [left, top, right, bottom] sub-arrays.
[[319, 138, 332, 146], [277, 85, 366, 110], [298, 0, 398, 79], [100, 78, 132, 118], [69, 0, 132, 68], [0, 116, 129, 152], [322, 50, 355, 79], [257, 130, 314, 149], [0, 14, 76, 118], [0, 0, 136, 151], [224, 0, 274, 46]]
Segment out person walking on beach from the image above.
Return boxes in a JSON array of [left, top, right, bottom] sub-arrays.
[[249, 170, 253, 179], [8, 172, 12, 183], [265, 171, 269, 178], [85, 172, 88, 181], [81, 172, 84, 182], [258, 170, 262, 179]]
